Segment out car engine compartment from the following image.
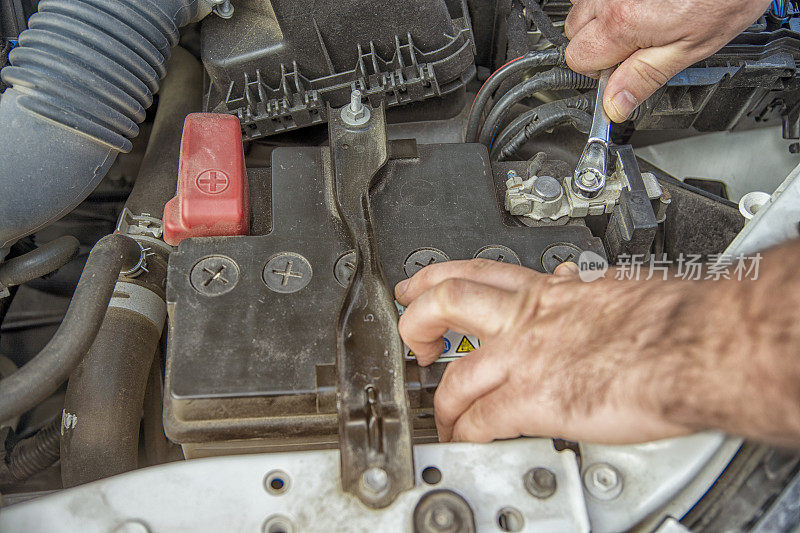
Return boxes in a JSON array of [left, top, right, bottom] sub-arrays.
[[1, 0, 800, 531]]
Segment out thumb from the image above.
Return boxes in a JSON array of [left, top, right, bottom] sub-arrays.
[[604, 44, 688, 122]]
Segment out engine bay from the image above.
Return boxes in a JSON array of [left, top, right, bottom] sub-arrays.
[[2, 0, 800, 531]]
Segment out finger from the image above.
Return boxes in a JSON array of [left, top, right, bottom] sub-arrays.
[[564, 0, 596, 40], [565, 18, 634, 75], [395, 258, 539, 306], [554, 261, 580, 277], [604, 43, 688, 122], [434, 348, 510, 442], [398, 278, 515, 365], [450, 386, 525, 443]]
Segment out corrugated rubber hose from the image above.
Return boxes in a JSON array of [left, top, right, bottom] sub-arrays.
[[0, 0, 199, 249]]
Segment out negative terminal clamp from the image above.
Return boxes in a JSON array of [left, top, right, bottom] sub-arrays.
[[573, 68, 615, 199]]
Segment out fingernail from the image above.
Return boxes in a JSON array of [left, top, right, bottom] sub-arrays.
[[395, 279, 410, 297], [608, 90, 638, 122], [554, 261, 580, 276]]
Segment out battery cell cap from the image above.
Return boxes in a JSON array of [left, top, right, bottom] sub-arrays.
[[163, 113, 250, 246]]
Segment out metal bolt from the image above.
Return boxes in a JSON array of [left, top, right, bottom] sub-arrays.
[[583, 463, 623, 500], [212, 0, 234, 18], [361, 467, 390, 495], [189, 256, 240, 297], [474, 245, 521, 266], [533, 175, 563, 201], [334, 250, 356, 288], [350, 90, 364, 113], [523, 467, 557, 499], [431, 506, 455, 529], [507, 170, 519, 180], [414, 490, 475, 533], [580, 171, 599, 188], [541, 243, 583, 273], [263, 252, 313, 294], [341, 88, 370, 126], [404, 248, 450, 277]]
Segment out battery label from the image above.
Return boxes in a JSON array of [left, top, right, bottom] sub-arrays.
[[397, 302, 480, 363]]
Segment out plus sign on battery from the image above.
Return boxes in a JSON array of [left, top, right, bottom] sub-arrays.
[[196, 169, 230, 194]]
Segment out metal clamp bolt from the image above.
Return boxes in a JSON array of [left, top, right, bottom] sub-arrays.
[[583, 463, 623, 500], [360, 467, 390, 496], [341, 89, 371, 127]]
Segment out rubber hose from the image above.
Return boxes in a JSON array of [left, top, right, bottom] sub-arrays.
[[60, 48, 202, 487], [478, 68, 597, 146], [465, 47, 564, 143], [494, 108, 593, 161], [61, 307, 163, 487], [521, 0, 568, 47], [0, 236, 80, 289], [125, 46, 204, 217], [0, 0, 200, 249], [0, 234, 142, 426], [491, 93, 595, 160], [0, 418, 61, 486]]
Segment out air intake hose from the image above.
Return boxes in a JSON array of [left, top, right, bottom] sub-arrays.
[[0, 0, 199, 249]]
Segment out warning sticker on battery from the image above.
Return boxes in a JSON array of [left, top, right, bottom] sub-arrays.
[[397, 301, 480, 363]]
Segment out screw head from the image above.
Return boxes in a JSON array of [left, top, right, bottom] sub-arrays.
[[189, 256, 240, 296], [361, 467, 390, 495], [533, 175, 563, 201], [263, 252, 312, 294], [583, 463, 623, 500], [334, 250, 357, 288], [541, 243, 583, 273], [474, 245, 521, 266], [404, 248, 450, 277], [523, 467, 557, 499]]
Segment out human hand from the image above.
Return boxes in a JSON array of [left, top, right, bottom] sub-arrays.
[[394, 259, 691, 443], [564, 0, 772, 122]]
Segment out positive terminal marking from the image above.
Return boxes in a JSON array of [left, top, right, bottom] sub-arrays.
[[196, 170, 230, 194]]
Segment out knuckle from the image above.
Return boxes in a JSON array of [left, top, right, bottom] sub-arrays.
[[629, 56, 671, 89], [468, 258, 497, 274], [397, 312, 411, 338], [564, 44, 583, 71], [601, 0, 633, 30], [433, 278, 468, 315]]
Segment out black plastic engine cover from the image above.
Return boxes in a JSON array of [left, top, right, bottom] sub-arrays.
[[201, 0, 476, 140], [164, 142, 604, 444]]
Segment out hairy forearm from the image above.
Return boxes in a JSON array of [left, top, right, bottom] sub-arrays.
[[655, 241, 800, 444], [541, 241, 800, 445]]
